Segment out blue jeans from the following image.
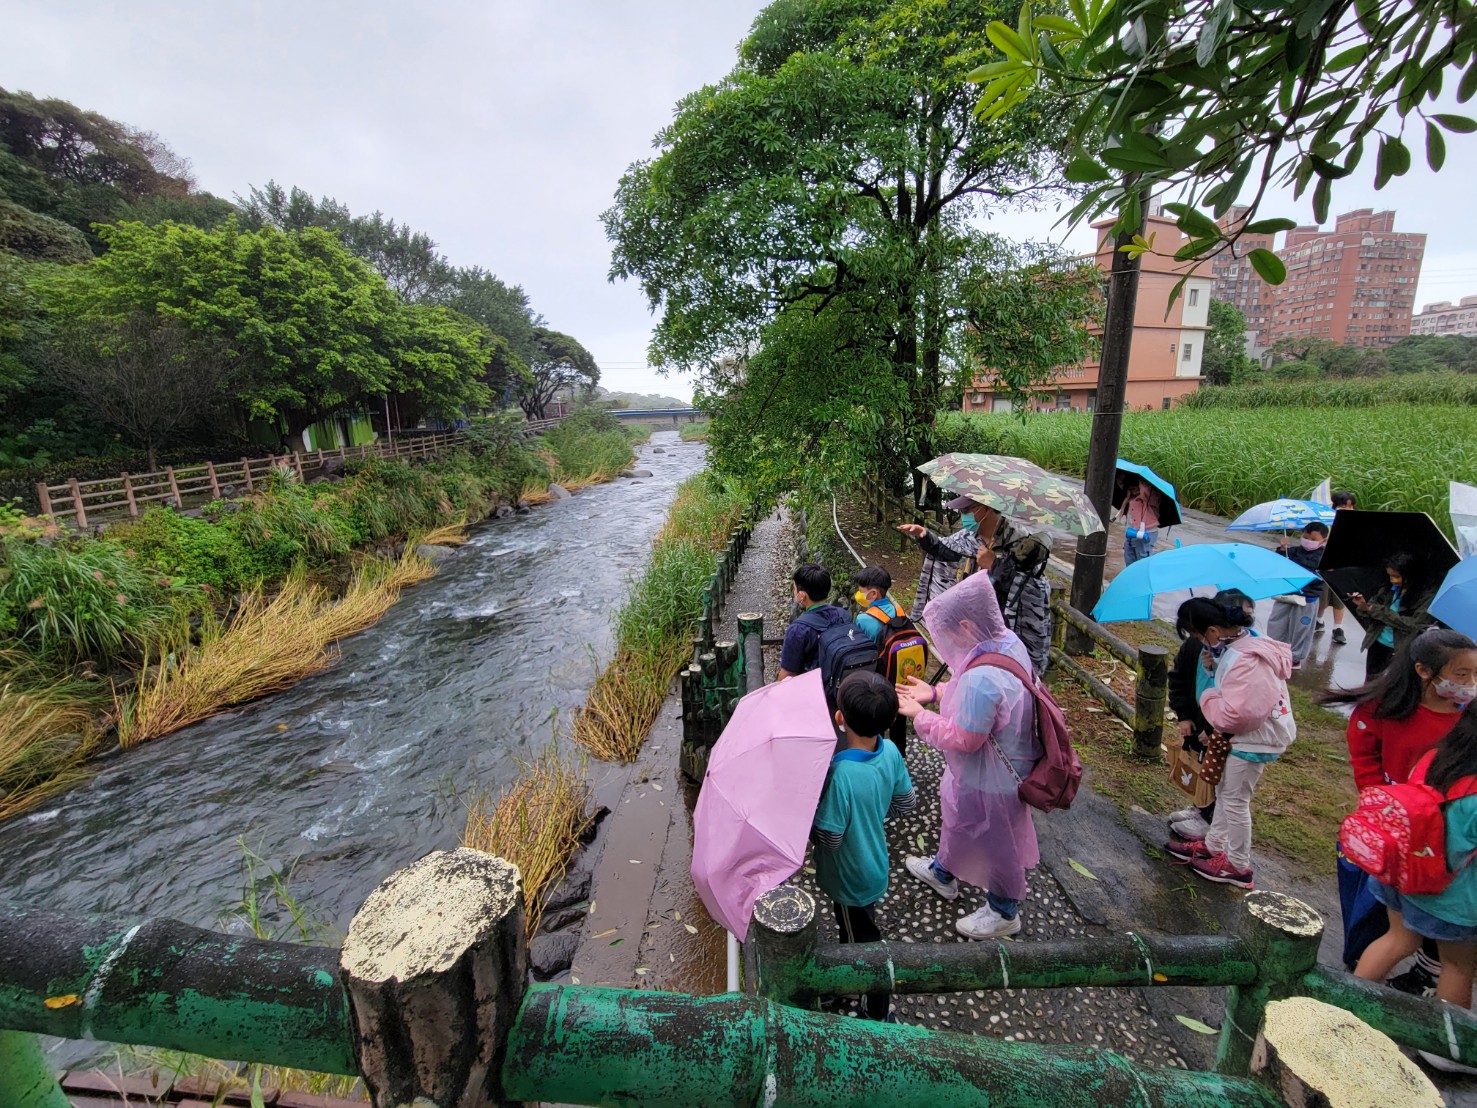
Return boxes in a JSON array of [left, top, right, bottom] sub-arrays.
[[930, 859, 1018, 920], [1123, 530, 1159, 565]]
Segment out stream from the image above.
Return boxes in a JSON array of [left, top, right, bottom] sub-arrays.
[[0, 432, 703, 960]]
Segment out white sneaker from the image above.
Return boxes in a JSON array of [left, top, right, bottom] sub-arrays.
[[1419, 1049, 1477, 1075], [955, 902, 1022, 940], [1167, 806, 1200, 824], [1171, 815, 1212, 842], [905, 855, 959, 901]]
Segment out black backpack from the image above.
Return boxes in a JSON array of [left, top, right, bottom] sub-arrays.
[[797, 609, 879, 707]]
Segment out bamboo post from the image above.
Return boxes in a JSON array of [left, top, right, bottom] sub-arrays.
[[67, 478, 87, 528], [742, 884, 819, 1007], [165, 466, 182, 508], [1215, 891, 1324, 1078], [242, 457, 254, 493], [0, 1030, 69, 1108], [121, 473, 138, 518], [1132, 644, 1169, 759], [34, 483, 51, 516], [204, 461, 220, 499], [341, 848, 527, 1108]]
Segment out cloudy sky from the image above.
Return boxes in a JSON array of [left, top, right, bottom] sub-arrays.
[[5, 2, 1475, 401]]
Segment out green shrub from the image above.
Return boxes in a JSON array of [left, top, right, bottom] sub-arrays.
[[539, 421, 635, 484], [106, 507, 261, 593]]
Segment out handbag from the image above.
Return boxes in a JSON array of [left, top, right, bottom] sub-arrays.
[[1198, 730, 1233, 787], [1165, 732, 1216, 807]]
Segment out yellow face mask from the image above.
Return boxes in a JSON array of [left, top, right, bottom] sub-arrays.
[[854, 589, 869, 606]]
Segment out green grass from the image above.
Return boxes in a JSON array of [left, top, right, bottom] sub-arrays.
[[1183, 371, 1477, 410], [679, 421, 710, 441], [538, 410, 636, 486], [936, 406, 1477, 532]]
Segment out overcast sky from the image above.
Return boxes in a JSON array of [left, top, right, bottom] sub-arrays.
[[5, 1, 1475, 402]]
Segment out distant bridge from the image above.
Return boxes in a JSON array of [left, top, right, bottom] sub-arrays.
[[608, 407, 706, 428]]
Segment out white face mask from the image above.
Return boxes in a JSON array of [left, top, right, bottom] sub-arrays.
[[1435, 677, 1477, 705]]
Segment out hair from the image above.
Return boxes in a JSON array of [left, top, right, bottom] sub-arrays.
[[1332, 490, 1357, 508], [837, 671, 899, 739], [1385, 550, 1429, 602], [792, 562, 831, 602], [1303, 521, 1329, 537], [854, 565, 892, 594], [1319, 627, 1477, 719], [1214, 588, 1255, 614], [1424, 704, 1477, 792], [1176, 596, 1255, 639]]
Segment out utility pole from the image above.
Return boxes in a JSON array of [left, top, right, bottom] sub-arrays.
[[1066, 187, 1148, 649]]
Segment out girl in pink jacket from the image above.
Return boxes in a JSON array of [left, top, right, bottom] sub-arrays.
[[1165, 598, 1296, 889]]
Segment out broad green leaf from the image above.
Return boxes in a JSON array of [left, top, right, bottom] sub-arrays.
[[1244, 218, 1297, 235], [1101, 146, 1170, 171], [1174, 237, 1219, 261], [1196, 0, 1235, 68], [1460, 60, 1477, 103], [1068, 858, 1098, 880], [1176, 1015, 1220, 1035], [987, 22, 1030, 60], [1374, 135, 1410, 188], [1248, 248, 1286, 285], [1034, 14, 1080, 35], [1065, 156, 1112, 183], [1312, 176, 1332, 224], [1426, 120, 1447, 172], [1172, 207, 1221, 240], [1309, 154, 1353, 180], [1433, 114, 1477, 134], [1326, 44, 1368, 72]]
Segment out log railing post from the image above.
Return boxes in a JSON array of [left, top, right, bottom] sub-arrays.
[[165, 466, 182, 508], [241, 457, 254, 493], [1132, 643, 1169, 759], [739, 613, 765, 694], [67, 478, 87, 529], [1216, 891, 1323, 1078], [0, 1029, 69, 1108], [34, 483, 52, 517], [341, 848, 527, 1108], [742, 884, 819, 1007], [204, 461, 220, 499], [292, 451, 305, 479], [121, 473, 138, 518]]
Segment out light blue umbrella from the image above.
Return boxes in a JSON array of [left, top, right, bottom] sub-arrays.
[[1431, 558, 1477, 642], [1115, 458, 1182, 528], [1226, 498, 1336, 533], [1093, 542, 1318, 623]]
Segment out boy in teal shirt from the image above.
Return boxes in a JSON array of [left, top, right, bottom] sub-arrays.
[[812, 670, 917, 1021]]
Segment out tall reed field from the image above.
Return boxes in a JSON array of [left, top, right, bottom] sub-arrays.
[[936, 406, 1477, 531], [1182, 371, 1477, 410], [572, 474, 749, 761]]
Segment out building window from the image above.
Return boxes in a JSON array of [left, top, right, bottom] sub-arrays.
[[1188, 288, 1200, 307], [1086, 391, 1097, 413], [1169, 343, 1176, 354], [1181, 342, 1193, 362], [1162, 397, 1172, 410]]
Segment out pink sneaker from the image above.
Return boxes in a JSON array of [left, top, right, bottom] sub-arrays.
[[1190, 851, 1254, 889], [1164, 838, 1213, 864]]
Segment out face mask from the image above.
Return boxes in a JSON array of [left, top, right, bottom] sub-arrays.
[[854, 589, 869, 606], [960, 515, 979, 534], [1435, 678, 1477, 704], [1300, 538, 1323, 551], [1208, 630, 1245, 658]]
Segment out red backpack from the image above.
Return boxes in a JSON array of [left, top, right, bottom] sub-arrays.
[[1339, 750, 1477, 895], [964, 652, 1081, 813]]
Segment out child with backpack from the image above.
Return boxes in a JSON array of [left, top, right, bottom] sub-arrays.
[[1351, 705, 1477, 1072], [811, 671, 917, 1021], [853, 565, 928, 758], [1165, 598, 1296, 890], [778, 563, 850, 680]]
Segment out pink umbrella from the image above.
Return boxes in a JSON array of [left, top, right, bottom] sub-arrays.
[[691, 669, 838, 940]]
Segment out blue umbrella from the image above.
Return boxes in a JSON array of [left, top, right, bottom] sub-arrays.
[[1431, 558, 1477, 642], [1093, 542, 1318, 623], [1226, 498, 1336, 533], [1114, 458, 1182, 528]]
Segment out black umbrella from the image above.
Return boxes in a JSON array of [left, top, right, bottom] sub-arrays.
[[1320, 510, 1459, 633]]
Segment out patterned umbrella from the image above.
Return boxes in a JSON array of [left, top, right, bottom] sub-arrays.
[[1226, 498, 1336, 533], [917, 453, 1104, 537]]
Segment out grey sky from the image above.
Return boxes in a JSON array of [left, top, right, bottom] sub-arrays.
[[4, 1, 1474, 404]]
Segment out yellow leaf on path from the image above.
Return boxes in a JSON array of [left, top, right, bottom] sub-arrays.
[[1176, 1015, 1219, 1035], [44, 994, 80, 1009], [634, 967, 648, 975], [1068, 858, 1098, 881], [684, 924, 698, 934], [592, 928, 618, 939], [673, 911, 681, 921]]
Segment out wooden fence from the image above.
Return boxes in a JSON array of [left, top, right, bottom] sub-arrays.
[[36, 430, 465, 528]]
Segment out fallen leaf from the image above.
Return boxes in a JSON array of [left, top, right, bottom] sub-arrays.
[[1176, 1015, 1219, 1035], [673, 911, 681, 921], [652, 783, 663, 791], [803, 866, 816, 875], [915, 834, 926, 851], [634, 967, 648, 975], [1153, 972, 1168, 982], [670, 953, 675, 962], [609, 938, 624, 946], [571, 977, 580, 985], [684, 924, 698, 934], [592, 928, 618, 939], [629, 859, 642, 864], [44, 994, 80, 1009], [588, 901, 596, 913], [1068, 858, 1098, 881], [647, 923, 661, 930]]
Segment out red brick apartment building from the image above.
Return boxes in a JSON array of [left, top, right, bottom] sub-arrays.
[[963, 213, 1213, 414], [1210, 205, 1276, 349], [1268, 209, 1425, 348]]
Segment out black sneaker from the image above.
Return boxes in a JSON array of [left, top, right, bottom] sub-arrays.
[[1387, 963, 1438, 997], [1332, 628, 1348, 645]]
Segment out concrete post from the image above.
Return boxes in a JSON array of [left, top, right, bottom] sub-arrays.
[[0, 1030, 69, 1108], [341, 848, 528, 1108], [1216, 891, 1324, 1077], [742, 884, 819, 1007]]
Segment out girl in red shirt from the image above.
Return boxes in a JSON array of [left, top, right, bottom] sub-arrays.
[[1323, 628, 1477, 975]]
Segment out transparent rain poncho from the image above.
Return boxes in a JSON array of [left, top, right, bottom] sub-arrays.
[[916, 569, 1042, 898]]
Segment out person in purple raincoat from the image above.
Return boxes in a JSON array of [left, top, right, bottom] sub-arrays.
[[895, 570, 1042, 940]]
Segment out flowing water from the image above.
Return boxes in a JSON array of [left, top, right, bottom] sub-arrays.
[[0, 432, 703, 955]]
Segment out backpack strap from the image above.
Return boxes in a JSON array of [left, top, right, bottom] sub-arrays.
[[964, 650, 1035, 690], [794, 607, 836, 633], [1411, 749, 1477, 803]]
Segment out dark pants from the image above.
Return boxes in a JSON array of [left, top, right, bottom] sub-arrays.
[[834, 902, 890, 1020], [889, 716, 908, 760], [1366, 641, 1395, 682]]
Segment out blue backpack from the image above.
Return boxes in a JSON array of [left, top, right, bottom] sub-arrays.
[[797, 609, 880, 707]]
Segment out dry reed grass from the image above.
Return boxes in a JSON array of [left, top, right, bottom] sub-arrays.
[[419, 517, 470, 546], [519, 476, 554, 506], [117, 552, 438, 747], [570, 639, 689, 763], [0, 683, 100, 821], [462, 747, 592, 938]]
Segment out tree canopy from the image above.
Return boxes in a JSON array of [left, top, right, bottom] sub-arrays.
[[521, 327, 599, 419], [1201, 299, 1258, 386], [606, 0, 1093, 491]]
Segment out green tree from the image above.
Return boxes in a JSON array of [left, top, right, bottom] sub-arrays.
[[972, 2, 1477, 273], [435, 266, 539, 373], [604, 0, 1076, 474], [520, 327, 598, 419], [1201, 299, 1257, 386]]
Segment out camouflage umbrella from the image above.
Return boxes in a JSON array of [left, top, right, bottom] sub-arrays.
[[917, 453, 1105, 537]]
